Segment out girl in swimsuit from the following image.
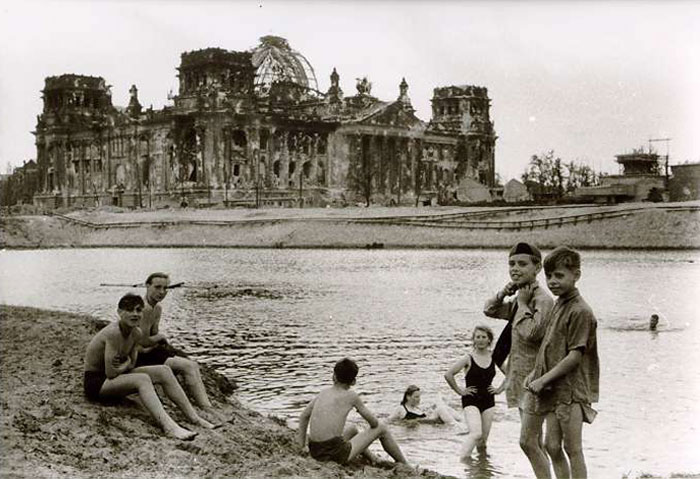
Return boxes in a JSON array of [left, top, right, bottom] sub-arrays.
[[387, 385, 463, 425], [444, 325, 505, 461]]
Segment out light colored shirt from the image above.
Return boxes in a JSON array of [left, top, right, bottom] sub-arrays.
[[484, 281, 554, 408]]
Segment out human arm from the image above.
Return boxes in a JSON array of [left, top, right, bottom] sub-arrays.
[[527, 349, 583, 394], [513, 285, 553, 342], [104, 340, 132, 379], [296, 398, 315, 450], [483, 282, 518, 319], [444, 355, 474, 397], [354, 393, 380, 428], [140, 308, 168, 348], [489, 373, 508, 395], [528, 308, 595, 394]]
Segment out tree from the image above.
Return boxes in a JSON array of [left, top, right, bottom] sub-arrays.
[[522, 151, 602, 201]]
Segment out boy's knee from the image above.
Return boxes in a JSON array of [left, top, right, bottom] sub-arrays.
[[545, 440, 564, 458], [183, 358, 199, 372], [132, 373, 155, 389], [154, 365, 177, 380], [470, 431, 483, 442], [520, 436, 538, 454], [374, 422, 389, 435], [347, 424, 359, 436], [563, 441, 583, 458]]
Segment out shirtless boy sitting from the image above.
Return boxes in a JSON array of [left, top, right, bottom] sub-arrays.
[[137, 272, 222, 422], [296, 358, 408, 466], [84, 293, 215, 440]]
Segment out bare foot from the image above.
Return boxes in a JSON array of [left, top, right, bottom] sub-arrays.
[[166, 426, 198, 441], [199, 408, 227, 426], [193, 417, 218, 429]]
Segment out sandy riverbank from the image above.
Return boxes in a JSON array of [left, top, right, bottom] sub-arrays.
[[2, 203, 700, 249], [0, 305, 450, 479]]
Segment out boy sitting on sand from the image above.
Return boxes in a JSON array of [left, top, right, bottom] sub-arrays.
[[296, 358, 408, 466], [137, 272, 223, 423], [84, 293, 216, 440], [522, 246, 600, 479]]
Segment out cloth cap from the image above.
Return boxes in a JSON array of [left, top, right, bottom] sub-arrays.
[[509, 242, 541, 261]]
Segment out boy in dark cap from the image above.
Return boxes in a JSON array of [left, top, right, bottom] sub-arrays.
[[483, 242, 553, 452]]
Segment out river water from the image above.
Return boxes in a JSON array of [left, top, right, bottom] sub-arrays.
[[1, 248, 699, 478]]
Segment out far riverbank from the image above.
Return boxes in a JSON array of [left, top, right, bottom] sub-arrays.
[[2, 202, 699, 250]]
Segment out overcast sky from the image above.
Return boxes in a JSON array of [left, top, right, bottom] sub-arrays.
[[1, 0, 698, 180]]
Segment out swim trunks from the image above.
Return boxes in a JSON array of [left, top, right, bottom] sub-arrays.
[[403, 404, 427, 420], [308, 436, 352, 464], [83, 371, 107, 402], [135, 346, 176, 367], [461, 354, 496, 413]]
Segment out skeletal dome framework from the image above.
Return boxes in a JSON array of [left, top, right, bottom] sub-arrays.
[[251, 36, 318, 94]]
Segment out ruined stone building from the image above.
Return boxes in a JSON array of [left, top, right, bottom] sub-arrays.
[[33, 36, 496, 208]]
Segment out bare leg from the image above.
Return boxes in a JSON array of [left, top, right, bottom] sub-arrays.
[[100, 373, 196, 440], [545, 412, 570, 479], [435, 393, 461, 425], [165, 357, 214, 408], [562, 405, 586, 479], [347, 422, 407, 464], [520, 408, 549, 465], [520, 411, 551, 479], [343, 425, 378, 463], [133, 365, 215, 429], [461, 406, 483, 460], [477, 407, 495, 453]]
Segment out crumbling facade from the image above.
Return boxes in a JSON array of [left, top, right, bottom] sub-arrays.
[[33, 36, 496, 209]]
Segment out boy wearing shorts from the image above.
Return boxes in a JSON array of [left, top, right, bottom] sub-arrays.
[[522, 246, 600, 479], [484, 242, 554, 408], [296, 358, 408, 466]]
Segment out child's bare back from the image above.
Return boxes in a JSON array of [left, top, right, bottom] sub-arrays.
[[308, 385, 360, 442]]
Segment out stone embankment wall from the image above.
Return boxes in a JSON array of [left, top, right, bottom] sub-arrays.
[[2, 205, 699, 250]]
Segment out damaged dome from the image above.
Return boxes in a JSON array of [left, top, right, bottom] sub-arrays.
[[252, 36, 318, 95]]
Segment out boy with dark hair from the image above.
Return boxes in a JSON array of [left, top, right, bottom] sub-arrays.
[[84, 293, 214, 440], [522, 246, 600, 479], [297, 358, 408, 466]]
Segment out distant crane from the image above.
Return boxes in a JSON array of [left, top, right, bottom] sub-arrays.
[[648, 137, 671, 183]]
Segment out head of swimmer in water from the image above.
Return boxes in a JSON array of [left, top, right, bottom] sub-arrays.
[[650, 314, 659, 330], [401, 385, 421, 407], [471, 325, 494, 351]]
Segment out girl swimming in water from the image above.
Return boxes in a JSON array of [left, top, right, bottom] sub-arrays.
[[444, 325, 505, 461], [388, 385, 463, 425]]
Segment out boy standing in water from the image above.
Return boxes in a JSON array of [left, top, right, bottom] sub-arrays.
[[137, 272, 222, 422], [296, 358, 408, 466], [484, 243, 554, 406], [522, 246, 599, 479]]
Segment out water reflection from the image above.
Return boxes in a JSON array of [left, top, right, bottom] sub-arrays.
[[463, 452, 501, 479], [0, 248, 699, 478]]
